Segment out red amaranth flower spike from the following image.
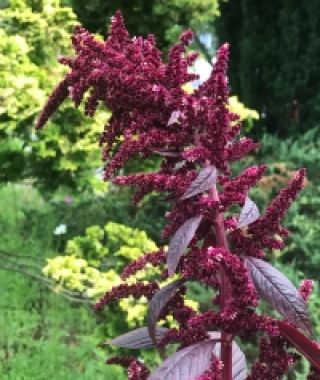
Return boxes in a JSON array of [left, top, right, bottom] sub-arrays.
[[35, 77, 70, 129], [121, 249, 166, 280], [37, 10, 318, 380], [94, 282, 158, 312]]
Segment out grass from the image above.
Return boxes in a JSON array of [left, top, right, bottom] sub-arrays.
[[0, 183, 125, 379]]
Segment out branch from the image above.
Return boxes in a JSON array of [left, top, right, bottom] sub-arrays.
[[0, 263, 93, 305], [0, 248, 46, 262], [0, 250, 44, 271], [193, 31, 212, 64]]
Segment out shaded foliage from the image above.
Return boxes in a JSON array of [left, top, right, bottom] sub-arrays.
[[69, 0, 219, 53], [216, 0, 320, 136]]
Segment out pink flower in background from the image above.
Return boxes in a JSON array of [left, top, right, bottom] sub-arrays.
[[64, 195, 73, 205]]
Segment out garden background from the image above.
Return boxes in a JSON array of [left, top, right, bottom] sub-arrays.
[[1, 1, 320, 379]]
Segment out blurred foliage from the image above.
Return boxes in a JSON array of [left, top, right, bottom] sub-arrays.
[[0, 0, 109, 193], [0, 183, 167, 377], [68, 0, 219, 53], [216, 0, 320, 136], [252, 129, 320, 278], [0, 184, 126, 379], [258, 128, 320, 179], [22, 188, 168, 249], [42, 219, 199, 329], [43, 255, 121, 298], [43, 221, 159, 326], [281, 181, 320, 277], [0, 273, 126, 379], [65, 223, 157, 267]]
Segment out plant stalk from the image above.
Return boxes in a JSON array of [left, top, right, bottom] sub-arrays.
[[211, 185, 233, 380]]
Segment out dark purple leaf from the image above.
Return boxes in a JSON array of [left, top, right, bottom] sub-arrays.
[[148, 339, 218, 380], [105, 327, 168, 349], [181, 166, 217, 200], [167, 215, 203, 275], [152, 149, 180, 157], [246, 257, 312, 334], [278, 321, 320, 370], [209, 332, 247, 380], [237, 197, 259, 228], [148, 279, 185, 347]]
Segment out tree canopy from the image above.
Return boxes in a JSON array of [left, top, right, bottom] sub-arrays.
[[0, 0, 107, 192], [216, 0, 320, 136], [70, 0, 219, 53]]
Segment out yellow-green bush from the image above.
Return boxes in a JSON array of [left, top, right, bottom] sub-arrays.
[[0, 0, 109, 192], [63, 222, 157, 268], [43, 222, 159, 326], [43, 221, 198, 328]]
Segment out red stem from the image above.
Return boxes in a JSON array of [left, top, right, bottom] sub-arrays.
[[211, 186, 233, 380]]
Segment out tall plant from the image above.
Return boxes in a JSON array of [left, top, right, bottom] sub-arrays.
[[36, 11, 320, 380]]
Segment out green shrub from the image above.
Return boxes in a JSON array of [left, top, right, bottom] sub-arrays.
[[0, 0, 108, 193]]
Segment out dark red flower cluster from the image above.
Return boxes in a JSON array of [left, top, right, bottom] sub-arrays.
[[37, 10, 319, 380], [94, 282, 158, 313], [247, 337, 299, 379], [121, 249, 166, 280], [196, 355, 223, 380], [107, 357, 150, 380], [230, 168, 306, 257]]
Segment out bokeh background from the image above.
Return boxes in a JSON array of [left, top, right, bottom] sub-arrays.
[[1, 1, 320, 379]]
